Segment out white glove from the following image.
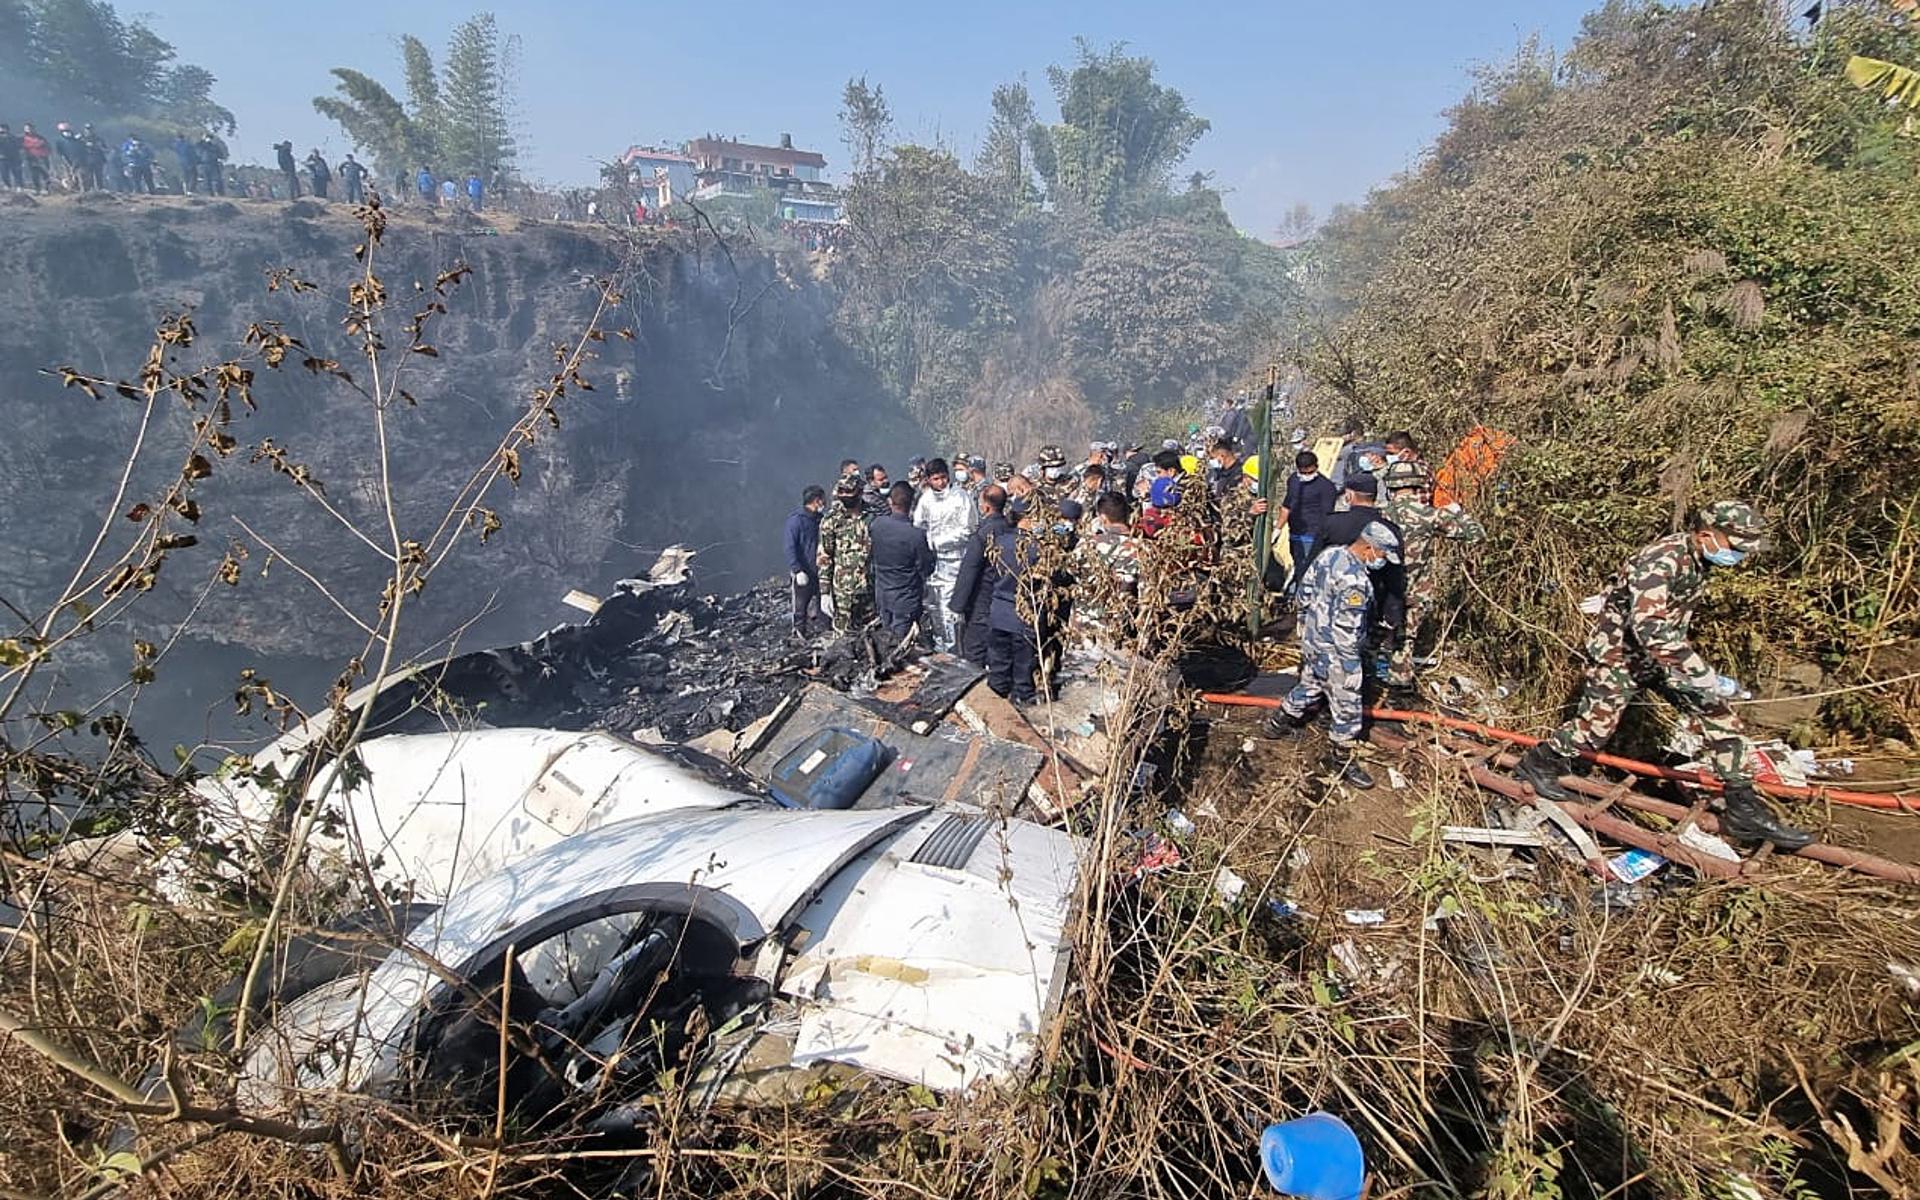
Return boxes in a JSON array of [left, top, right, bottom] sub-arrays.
[[820, 593, 834, 617], [793, 571, 809, 587]]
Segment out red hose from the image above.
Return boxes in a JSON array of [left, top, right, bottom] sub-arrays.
[[1198, 693, 1918, 812]]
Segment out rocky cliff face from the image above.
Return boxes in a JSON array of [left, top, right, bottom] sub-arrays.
[[0, 192, 917, 751]]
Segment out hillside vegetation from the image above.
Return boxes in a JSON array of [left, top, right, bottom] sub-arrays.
[[1296, 0, 1920, 731]]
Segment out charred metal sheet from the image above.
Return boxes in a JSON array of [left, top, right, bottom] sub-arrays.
[[744, 684, 1044, 813]]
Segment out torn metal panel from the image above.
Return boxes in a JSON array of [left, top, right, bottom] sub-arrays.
[[778, 808, 1080, 1089], [854, 653, 987, 732], [744, 683, 1046, 813]]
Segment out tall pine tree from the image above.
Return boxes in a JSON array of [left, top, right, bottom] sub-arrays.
[[440, 13, 516, 181]]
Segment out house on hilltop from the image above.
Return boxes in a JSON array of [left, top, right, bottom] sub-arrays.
[[617, 146, 697, 210], [686, 133, 843, 223]]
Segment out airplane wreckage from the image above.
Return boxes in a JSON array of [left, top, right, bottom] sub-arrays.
[[113, 549, 1182, 1134]]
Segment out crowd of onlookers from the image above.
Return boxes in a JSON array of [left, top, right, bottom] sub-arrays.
[[0, 120, 233, 196]]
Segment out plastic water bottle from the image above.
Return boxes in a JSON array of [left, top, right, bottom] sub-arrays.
[[1260, 1113, 1365, 1200]]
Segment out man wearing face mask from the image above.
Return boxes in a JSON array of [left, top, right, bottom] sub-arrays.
[[1262, 521, 1401, 789], [1516, 501, 1812, 850], [912, 457, 978, 652]]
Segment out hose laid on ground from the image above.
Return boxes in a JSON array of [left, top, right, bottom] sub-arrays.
[[1198, 693, 1919, 813]]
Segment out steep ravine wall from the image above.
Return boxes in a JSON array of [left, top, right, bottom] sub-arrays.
[[0, 193, 919, 751]]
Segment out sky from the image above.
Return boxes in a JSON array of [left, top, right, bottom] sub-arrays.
[[142, 0, 1596, 239]]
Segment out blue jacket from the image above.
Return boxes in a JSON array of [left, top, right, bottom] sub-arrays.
[[988, 528, 1041, 635], [1282, 471, 1338, 538], [783, 506, 820, 575], [869, 511, 934, 626], [949, 513, 1012, 618]]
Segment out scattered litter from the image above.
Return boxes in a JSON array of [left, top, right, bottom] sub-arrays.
[[1131, 833, 1182, 877], [1192, 798, 1220, 821], [1386, 766, 1408, 790], [1213, 865, 1247, 907], [1166, 808, 1197, 838], [1267, 899, 1309, 921], [1609, 848, 1667, 883], [1678, 823, 1741, 862], [1589, 881, 1653, 911], [1286, 847, 1312, 872], [1329, 938, 1403, 986], [1639, 964, 1684, 986], [1259, 1112, 1365, 1200], [1241, 737, 1257, 754], [1342, 908, 1387, 926], [1442, 825, 1545, 848]]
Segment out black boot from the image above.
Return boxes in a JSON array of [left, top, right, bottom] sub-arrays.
[[1262, 708, 1308, 740], [1717, 784, 1814, 852], [1515, 743, 1576, 802], [1326, 744, 1375, 790]]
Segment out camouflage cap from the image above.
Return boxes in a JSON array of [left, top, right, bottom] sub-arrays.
[[1020, 463, 1043, 483], [1700, 500, 1766, 547], [1382, 459, 1432, 491], [1037, 444, 1067, 469], [992, 461, 1014, 482], [1360, 520, 1402, 564], [833, 476, 862, 499]]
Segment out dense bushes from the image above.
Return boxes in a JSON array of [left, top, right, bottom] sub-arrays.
[[1296, 0, 1920, 711]]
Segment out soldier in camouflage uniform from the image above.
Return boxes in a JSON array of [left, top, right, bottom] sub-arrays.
[[1380, 459, 1484, 695], [1034, 444, 1071, 511], [816, 477, 875, 634], [992, 462, 1015, 485], [1263, 521, 1402, 789], [1516, 501, 1811, 849]]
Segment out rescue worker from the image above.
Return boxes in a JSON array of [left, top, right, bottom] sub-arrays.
[[950, 484, 1012, 666], [1277, 449, 1338, 598], [992, 462, 1015, 486], [985, 498, 1045, 705], [784, 484, 825, 638], [416, 166, 436, 206], [1515, 502, 1813, 850], [1263, 522, 1402, 789], [1071, 492, 1140, 644], [815, 476, 874, 633], [912, 457, 977, 651], [861, 463, 890, 521], [1036, 443, 1071, 496], [1379, 459, 1483, 699], [873, 481, 936, 638]]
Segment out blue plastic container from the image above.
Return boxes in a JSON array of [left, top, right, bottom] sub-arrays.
[[1260, 1112, 1365, 1200], [767, 727, 891, 810]]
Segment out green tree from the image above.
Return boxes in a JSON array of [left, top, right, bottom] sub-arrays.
[[312, 70, 435, 186], [440, 13, 517, 179], [153, 64, 236, 134], [976, 79, 1038, 207], [314, 15, 519, 187], [1029, 41, 1210, 226], [839, 75, 892, 177], [838, 145, 1014, 424]]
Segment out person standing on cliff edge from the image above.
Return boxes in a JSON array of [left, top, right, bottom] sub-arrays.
[[274, 140, 299, 198]]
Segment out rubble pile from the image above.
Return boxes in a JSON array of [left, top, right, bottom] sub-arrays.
[[368, 564, 815, 745]]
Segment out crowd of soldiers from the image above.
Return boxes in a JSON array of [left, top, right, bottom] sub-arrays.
[[781, 411, 1812, 853]]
